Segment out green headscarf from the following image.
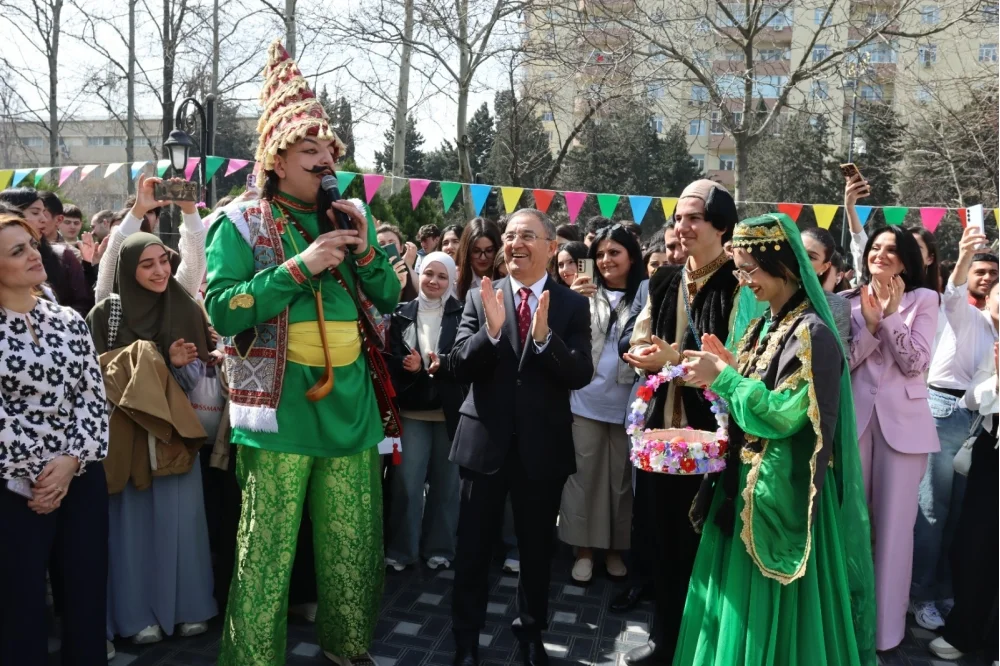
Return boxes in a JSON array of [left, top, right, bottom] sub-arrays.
[[731, 213, 876, 664], [88, 232, 211, 361]]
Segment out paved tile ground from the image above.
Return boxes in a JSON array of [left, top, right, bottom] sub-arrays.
[[48, 546, 991, 666]]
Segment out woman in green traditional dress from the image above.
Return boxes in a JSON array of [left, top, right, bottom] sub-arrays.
[[673, 213, 876, 666]]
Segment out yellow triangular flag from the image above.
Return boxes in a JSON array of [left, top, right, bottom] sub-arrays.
[[501, 187, 524, 214], [994, 208, 999, 225], [661, 197, 678, 220], [813, 204, 839, 230], [0, 169, 12, 190]]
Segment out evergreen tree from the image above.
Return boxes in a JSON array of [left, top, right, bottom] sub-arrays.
[[374, 114, 426, 177], [211, 98, 256, 197], [853, 102, 904, 206], [657, 125, 703, 195], [466, 102, 495, 177], [486, 90, 552, 187], [423, 140, 459, 181], [333, 97, 355, 160]]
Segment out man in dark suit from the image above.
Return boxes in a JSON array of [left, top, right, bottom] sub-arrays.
[[448, 208, 593, 666]]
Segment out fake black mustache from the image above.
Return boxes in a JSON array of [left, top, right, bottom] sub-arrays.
[[304, 165, 334, 175]]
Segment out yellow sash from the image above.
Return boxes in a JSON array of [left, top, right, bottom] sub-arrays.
[[287, 321, 361, 368]]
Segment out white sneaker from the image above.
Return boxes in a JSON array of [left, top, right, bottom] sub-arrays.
[[384, 557, 405, 572], [289, 602, 318, 623], [106, 640, 116, 661], [929, 636, 963, 660], [939, 597, 955, 616], [131, 624, 164, 644], [502, 558, 520, 573], [426, 556, 451, 570], [178, 622, 208, 637], [910, 601, 945, 631]]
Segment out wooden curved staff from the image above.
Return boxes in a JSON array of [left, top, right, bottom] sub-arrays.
[[306, 290, 334, 401]]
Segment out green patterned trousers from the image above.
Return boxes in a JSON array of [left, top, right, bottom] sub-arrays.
[[218, 445, 384, 666]]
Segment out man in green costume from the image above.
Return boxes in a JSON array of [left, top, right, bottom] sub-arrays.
[[204, 40, 400, 666]]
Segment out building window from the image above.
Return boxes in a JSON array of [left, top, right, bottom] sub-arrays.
[[763, 5, 792, 28], [541, 111, 554, 121], [588, 49, 613, 65], [859, 84, 884, 101], [692, 153, 706, 171], [652, 116, 664, 133], [916, 86, 933, 103], [87, 136, 126, 147], [812, 44, 830, 62], [810, 81, 829, 99], [979, 43, 998, 62], [719, 154, 735, 170], [814, 8, 832, 25], [983, 3, 999, 18], [691, 85, 709, 102], [717, 4, 746, 27], [865, 11, 889, 26], [647, 83, 665, 99], [710, 111, 724, 134], [918, 44, 938, 64], [725, 49, 742, 61], [694, 49, 712, 66], [715, 74, 742, 98], [758, 48, 785, 61], [732, 111, 743, 128], [920, 5, 940, 23], [544, 71, 556, 81], [21, 136, 44, 148], [694, 18, 711, 34], [755, 75, 787, 98], [688, 119, 706, 136]]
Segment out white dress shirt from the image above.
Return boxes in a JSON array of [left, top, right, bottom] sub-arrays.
[[487, 274, 551, 350], [927, 279, 998, 406]]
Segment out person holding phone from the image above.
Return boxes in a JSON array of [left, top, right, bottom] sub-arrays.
[[0, 213, 110, 665], [376, 223, 418, 302]]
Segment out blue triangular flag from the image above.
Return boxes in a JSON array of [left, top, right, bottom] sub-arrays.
[[12, 168, 33, 187], [855, 205, 873, 226], [628, 195, 653, 224], [130, 161, 148, 179], [470, 184, 492, 216]]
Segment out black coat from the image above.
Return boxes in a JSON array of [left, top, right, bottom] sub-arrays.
[[386, 296, 466, 440], [447, 276, 593, 480]]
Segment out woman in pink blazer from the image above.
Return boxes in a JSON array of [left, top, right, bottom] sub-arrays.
[[847, 225, 940, 651]]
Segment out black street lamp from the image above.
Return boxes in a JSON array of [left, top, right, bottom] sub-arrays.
[[163, 129, 195, 174], [174, 94, 217, 207]]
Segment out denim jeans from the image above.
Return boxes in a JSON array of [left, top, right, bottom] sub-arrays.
[[385, 418, 460, 565], [910, 389, 972, 603]]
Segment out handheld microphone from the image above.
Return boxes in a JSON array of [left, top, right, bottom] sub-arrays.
[[320, 175, 354, 231]]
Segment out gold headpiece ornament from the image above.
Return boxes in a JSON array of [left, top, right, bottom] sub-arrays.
[[254, 40, 345, 172], [731, 215, 788, 252]]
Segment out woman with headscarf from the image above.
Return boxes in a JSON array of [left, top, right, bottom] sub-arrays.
[[384, 251, 465, 571], [674, 214, 877, 666], [86, 233, 218, 645]]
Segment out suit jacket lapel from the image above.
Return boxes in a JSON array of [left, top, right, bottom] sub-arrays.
[[501, 278, 522, 357]]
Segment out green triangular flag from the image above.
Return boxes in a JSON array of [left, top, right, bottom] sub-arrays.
[[205, 156, 226, 183], [597, 193, 620, 218], [336, 171, 357, 193], [156, 159, 170, 177], [882, 206, 908, 226], [440, 181, 462, 213]]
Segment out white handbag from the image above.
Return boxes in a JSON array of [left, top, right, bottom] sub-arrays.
[[953, 414, 984, 476]]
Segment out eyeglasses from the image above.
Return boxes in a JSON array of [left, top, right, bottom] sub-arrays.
[[471, 246, 497, 258], [732, 266, 760, 283], [502, 231, 551, 244]]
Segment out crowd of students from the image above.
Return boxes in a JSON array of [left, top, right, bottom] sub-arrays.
[[0, 165, 996, 666]]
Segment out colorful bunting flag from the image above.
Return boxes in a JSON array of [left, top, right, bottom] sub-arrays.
[[501, 187, 524, 214], [994, 209, 999, 225], [855, 205, 873, 226], [224, 159, 250, 177], [130, 161, 148, 180], [205, 156, 226, 183], [919, 207, 947, 233], [957, 208, 967, 228], [777, 203, 803, 222], [409, 179, 431, 210], [470, 184, 491, 216], [660, 197, 678, 220], [80, 165, 99, 181], [628, 196, 652, 224], [0, 170, 12, 190], [596, 193, 620, 219], [882, 206, 908, 226], [184, 157, 200, 181], [532, 189, 555, 213], [439, 181, 461, 212], [336, 170, 357, 194], [105, 163, 124, 178], [364, 174, 385, 203], [564, 191, 588, 224], [156, 160, 170, 177], [58, 166, 77, 186], [812, 204, 839, 230], [11, 169, 32, 186], [33, 167, 55, 186]]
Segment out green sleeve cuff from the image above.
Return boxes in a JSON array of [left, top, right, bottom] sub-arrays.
[[711, 365, 743, 401]]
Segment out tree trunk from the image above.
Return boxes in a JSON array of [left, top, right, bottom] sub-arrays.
[[162, 0, 177, 247], [284, 0, 296, 58], [48, 0, 62, 167], [733, 135, 749, 207], [208, 0, 219, 205], [126, 0, 136, 194], [456, 0, 473, 216], [390, 0, 413, 194]]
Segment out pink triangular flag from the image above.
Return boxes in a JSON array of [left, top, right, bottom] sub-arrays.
[[184, 157, 200, 181], [79, 164, 99, 181], [563, 191, 588, 223], [224, 159, 250, 177], [364, 174, 385, 203], [919, 207, 947, 233], [409, 178, 431, 209], [58, 166, 77, 186]]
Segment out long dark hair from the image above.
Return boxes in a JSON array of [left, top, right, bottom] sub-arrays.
[[853, 226, 926, 293], [553, 241, 588, 286], [906, 225, 941, 293], [456, 217, 503, 301], [0, 187, 65, 300], [589, 223, 646, 306], [800, 227, 837, 288]]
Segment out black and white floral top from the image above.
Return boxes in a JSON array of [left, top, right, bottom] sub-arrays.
[[0, 298, 108, 480]]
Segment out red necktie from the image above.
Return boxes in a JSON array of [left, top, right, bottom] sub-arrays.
[[517, 287, 532, 346]]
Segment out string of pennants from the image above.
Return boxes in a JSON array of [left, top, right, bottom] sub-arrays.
[[1, 158, 996, 233]]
